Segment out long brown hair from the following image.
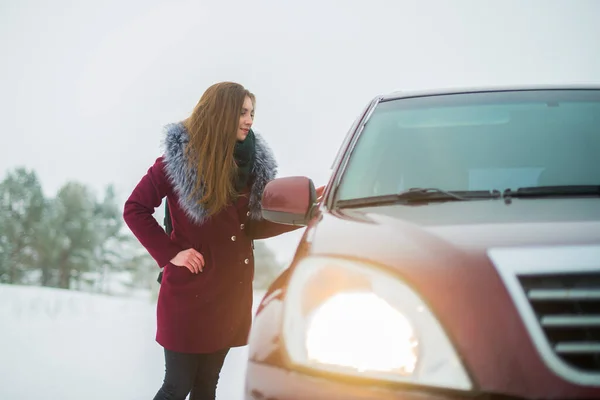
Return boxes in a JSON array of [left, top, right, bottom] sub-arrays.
[[183, 82, 255, 218]]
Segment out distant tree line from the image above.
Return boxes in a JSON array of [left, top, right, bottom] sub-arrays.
[[0, 167, 282, 294]]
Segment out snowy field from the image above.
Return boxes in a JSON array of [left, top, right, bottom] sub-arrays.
[[0, 284, 266, 400]]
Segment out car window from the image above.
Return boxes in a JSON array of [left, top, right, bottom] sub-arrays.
[[336, 90, 600, 201]]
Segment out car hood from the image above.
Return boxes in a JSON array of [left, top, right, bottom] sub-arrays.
[[363, 197, 600, 249], [308, 197, 600, 398]]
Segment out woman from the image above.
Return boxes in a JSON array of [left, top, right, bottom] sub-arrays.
[[123, 82, 318, 399]]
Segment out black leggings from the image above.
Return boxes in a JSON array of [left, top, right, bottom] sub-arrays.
[[153, 347, 230, 400]]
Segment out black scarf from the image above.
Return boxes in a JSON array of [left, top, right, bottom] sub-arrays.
[[233, 129, 255, 192]]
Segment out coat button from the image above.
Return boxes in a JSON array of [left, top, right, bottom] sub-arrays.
[[231, 235, 237, 241], [244, 258, 249, 264], [240, 223, 245, 230]]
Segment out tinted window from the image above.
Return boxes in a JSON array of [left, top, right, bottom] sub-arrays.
[[337, 90, 600, 200]]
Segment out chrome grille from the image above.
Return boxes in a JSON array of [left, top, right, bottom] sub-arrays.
[[519, 271, 600, 373]]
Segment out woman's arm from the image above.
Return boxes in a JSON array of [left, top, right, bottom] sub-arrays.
[[123, 157, 182, 268], [245, 218, 303, 240]]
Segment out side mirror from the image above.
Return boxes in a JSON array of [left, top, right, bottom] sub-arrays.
[[261, 176, 317, 226]]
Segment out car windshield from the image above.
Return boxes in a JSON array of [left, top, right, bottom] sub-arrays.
[[336, 89, 600, 203]]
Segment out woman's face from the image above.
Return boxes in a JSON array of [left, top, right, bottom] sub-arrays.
[[237, 96, 254, 141]]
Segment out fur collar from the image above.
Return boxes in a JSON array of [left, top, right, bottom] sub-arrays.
[[162, 122, 277, 224]]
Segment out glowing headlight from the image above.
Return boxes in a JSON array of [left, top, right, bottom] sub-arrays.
[[282, 257, 472, 391], [306, 291, 419, 375]]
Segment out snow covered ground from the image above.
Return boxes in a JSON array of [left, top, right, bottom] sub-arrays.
[[0, 284, 266, 400]]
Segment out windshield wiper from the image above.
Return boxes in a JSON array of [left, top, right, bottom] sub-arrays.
[[337, 188, 501, 208], [503, 185, 600, 198], [397, 188, 502, 201]]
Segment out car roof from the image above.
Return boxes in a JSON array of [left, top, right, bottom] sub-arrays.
[[381, 84, 600, 101]]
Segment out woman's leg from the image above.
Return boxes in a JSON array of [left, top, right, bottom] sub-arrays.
[[189, 348, 230, 400], [153, 348, 198, 400]]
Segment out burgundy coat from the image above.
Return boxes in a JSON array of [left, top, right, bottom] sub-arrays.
[[123, 123, 299, 353]]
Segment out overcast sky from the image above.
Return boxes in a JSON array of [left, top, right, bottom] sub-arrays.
[[2, 0, 600, 261]]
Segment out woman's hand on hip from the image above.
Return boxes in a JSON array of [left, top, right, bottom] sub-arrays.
[[170, 248, 205, 274]]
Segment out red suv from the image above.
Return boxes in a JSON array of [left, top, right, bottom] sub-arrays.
[[245, 85, 600, 400]]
